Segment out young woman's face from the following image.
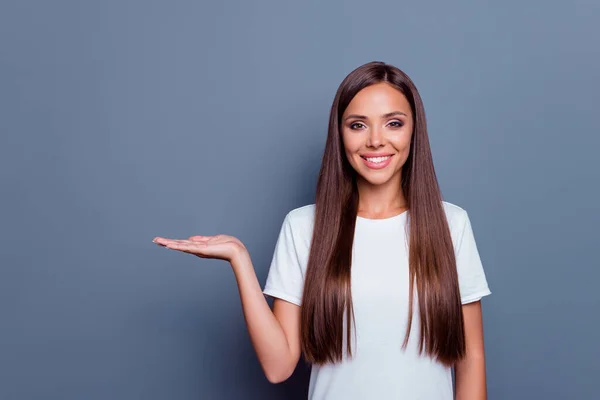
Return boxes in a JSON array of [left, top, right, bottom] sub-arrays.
[[341, 82, 414, 187]]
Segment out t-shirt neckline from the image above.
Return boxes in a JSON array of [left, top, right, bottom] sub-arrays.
[[356, 209, 408, 222]]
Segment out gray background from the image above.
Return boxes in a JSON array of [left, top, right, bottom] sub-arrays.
[[1, 0, 598, 399]]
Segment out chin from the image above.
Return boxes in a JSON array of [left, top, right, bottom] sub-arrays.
[[357, 171, 398, 186]]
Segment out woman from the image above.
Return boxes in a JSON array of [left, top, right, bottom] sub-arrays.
[[153, 61, 491, 399]]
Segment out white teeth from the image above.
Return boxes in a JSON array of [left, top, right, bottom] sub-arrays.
[[365, 156, 391, 163]]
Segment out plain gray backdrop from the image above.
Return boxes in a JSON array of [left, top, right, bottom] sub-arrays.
[[1, 0, 598, 399]]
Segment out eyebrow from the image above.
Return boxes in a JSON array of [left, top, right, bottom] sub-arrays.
[[343, 111, 408, 121]]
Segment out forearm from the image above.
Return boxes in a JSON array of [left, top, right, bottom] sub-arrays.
[[230, 252, 298, 383], [454, 355, 487, 400]]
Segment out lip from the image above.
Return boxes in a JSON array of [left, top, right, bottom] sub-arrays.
[[361, 153, 393, 158], [360, 154, 393, 170]]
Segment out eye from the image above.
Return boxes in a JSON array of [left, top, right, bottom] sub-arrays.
[[388, 120, 404, 128], [350, 122, 366, 130]]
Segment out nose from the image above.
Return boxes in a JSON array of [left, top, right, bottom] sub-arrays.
[[367, 126, 384, 148]]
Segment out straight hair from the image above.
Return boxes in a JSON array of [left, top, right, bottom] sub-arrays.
[[300, 61, 465, 366]]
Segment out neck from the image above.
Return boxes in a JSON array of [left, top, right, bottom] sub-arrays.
[[356, 174, 407, 219]]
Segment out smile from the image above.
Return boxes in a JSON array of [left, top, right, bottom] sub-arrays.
[[360, 155, 393, 169]]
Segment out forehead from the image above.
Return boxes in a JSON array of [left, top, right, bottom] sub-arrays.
[[343, 82, 411, 117]]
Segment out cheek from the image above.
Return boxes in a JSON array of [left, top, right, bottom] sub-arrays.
[[341, 133, 360, 156], [390, 128, 413, 150]]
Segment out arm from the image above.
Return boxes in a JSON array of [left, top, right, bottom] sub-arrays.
[[231, 250, 302, 383], [455, 301, 487, 400], [153, 235, 302, 383]]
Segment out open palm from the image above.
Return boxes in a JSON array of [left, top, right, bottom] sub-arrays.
[[153, 234, 247, 263]]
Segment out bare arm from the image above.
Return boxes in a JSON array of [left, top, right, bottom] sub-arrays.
[[231, 250, 302, 383], [455, 301, 487, 400], [153, 235, 302, 383]]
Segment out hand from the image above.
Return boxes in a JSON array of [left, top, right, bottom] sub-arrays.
[[152, 234, 248, 265]]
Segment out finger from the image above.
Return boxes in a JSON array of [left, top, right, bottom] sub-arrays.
[[165, 239, 201, 247], [157, 238, 188, 244], [189, 235, 211, 242], [153, 237, 183, 243], [153, 237, 170, 246], [154, 238, 189, 248], [165, 241, 206, 252]]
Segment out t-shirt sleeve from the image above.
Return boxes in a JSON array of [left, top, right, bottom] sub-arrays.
[[455, 210, 492, 304], [263, 213, 305, 306]]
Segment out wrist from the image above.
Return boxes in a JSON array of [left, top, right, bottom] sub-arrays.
[[230, 247, 251, 270]]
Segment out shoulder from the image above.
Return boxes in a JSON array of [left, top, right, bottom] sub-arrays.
[[272, 204, 315, 261], [280, 204, 315, 248], [441, 201, 472, 244], [442, 201, 483, 250], [442, 201, 468, 226], [285, 204, 316, 228]]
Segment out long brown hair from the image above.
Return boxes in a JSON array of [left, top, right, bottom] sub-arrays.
[[300, 61, 465, 366]]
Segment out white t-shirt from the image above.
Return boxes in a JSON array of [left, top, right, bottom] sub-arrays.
[[263, 201, 491, 400]]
